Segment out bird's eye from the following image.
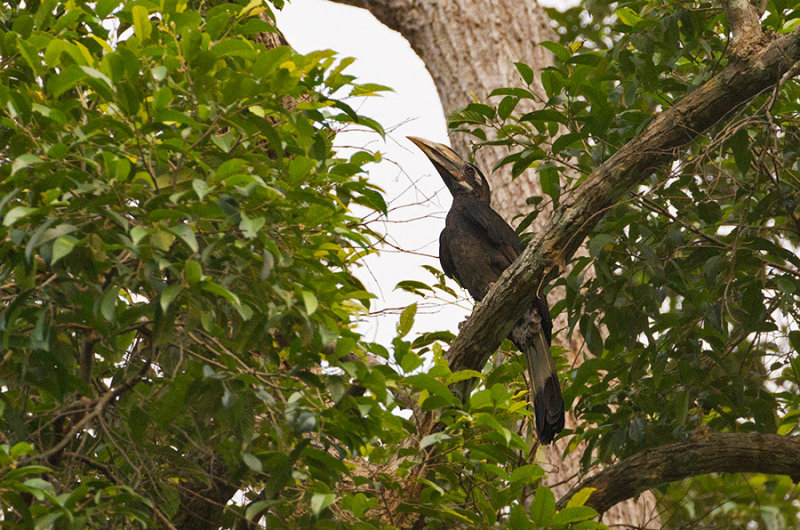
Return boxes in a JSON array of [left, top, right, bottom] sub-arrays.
[[464, 166, 474, 177]]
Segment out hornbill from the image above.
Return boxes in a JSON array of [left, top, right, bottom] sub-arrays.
[[408, 137, 565, 444]]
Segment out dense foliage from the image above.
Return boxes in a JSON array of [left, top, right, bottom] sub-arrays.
[[452, 0, 800, 526], [0, 1, 602, 528], [2, 0, 797, 528], [0, 0, 396, 526]]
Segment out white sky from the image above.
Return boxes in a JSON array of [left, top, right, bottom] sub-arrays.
[[276, 0, 571, 346]]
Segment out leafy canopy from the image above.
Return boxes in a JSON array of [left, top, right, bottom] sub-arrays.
[[0, 0, 601, 528]]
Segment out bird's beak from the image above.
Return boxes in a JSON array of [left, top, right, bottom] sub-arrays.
[[407, 136, 466, 184]]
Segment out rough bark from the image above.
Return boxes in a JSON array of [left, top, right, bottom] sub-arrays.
[[557, 433, 800, 514]]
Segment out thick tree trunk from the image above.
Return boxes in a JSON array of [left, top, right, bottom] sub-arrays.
[[327, 0, 658, 526]]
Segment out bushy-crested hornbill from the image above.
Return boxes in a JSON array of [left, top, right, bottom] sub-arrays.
[[408, 137, 565, 444]]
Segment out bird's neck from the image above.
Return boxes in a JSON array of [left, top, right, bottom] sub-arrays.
[[451, 193, 491, 206]]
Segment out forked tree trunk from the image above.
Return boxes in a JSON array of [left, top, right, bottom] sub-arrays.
[[326, 0, 658, 526]]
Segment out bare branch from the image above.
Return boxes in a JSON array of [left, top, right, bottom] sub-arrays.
[[557, 433, 800, 514]]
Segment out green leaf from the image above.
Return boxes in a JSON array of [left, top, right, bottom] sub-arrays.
[[406, 374, 458, 406], [288, 157, 315, 181], [23, 478, 54, 500], [399, 351, 423, 373], [580, 315, 603, 356], [239, 214, 265, 239], [211, 132, 237, 153], [302, 290, 318, 316], [97, 0, 120, 18], [520, 109, 569, 125], [588, 234, 615, 257], [50, 235, 78, 264], [616, 7, 642, 27], [185, 260, 203, 285], [540, 69, 562, 97], [530, 485, 555, 527], [101, 287, 118, 321], [310, 492, 336, 517], [351, 82, 393, 96], [193, 179, 210, 200], [420, 432, 451, 449], [515, 61, 535, 85], [130, 226, 148, 246], [4, 465, 53, 480], [3, 206, 37, 226], [394, 280, 433, 295], [11, 154, 42, 175], [470, 388, 492, 410], [510, 464, 545, 485], [509, 503, 530, 530], [475, 412, 511, 444], [789, 330, 800, 353], [242, 453, 263, 473], [397, 303, 417, 338], [553, 506, 598, 527], [498, 96, 519, 121], [132, 5, 152, 41], [446, 369, 483, 385], [540, 40, 571, 62], [245, 500, 276, 521], [201, 281, 241, 307], [539, 166, 561, 205], [552, 132, 584, 154], [729, 129, 752, 175], [10, 442, 35, 457], [490, 87, 536, 99], [160, 284, 183, 312], [169, 225, 199, 253], [566, 487, 597, 508], [212, 39, 255, 59]]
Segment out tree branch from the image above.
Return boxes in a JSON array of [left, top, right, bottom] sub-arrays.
[[33, 360, 150, 463], [326, 0, 411, 36], [723, 0, 765, 59], [445, 28, 800, 394], [556, 433, 800, 513]]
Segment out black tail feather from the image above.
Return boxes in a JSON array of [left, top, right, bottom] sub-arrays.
[[509, 305, 565, 445], [533, 374, 564, 444]]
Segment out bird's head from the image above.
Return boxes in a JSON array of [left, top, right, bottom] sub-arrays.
[[408, 136, 491, 204]]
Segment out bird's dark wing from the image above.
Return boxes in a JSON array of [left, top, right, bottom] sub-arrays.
[[461, 198, 523, 268], [438, 229, 457, 279]]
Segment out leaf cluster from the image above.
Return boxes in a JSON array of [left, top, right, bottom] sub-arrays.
[[0, 0, 395, 526]]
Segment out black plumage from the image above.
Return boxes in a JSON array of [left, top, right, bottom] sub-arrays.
[[409, 136, 565, 444]]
